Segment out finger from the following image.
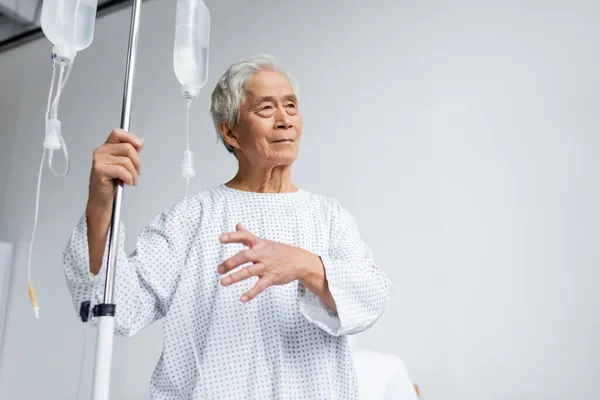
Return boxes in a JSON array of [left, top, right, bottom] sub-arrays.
[[218, 249, 256, 274], [220, 263, 265, 286], [106, 128, 144, 151], [107, 155, 139, 185], [104, 164, 134, 186], [104, 143, 142, 174], [241, 278, 271, 302], [219, 230, 260, 247]]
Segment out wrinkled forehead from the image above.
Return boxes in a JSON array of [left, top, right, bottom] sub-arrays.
[[244, 70, 297, 101]]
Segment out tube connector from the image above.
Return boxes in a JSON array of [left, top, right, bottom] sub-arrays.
[[44, 118, 62, 151], [181, 150, 195, 179], [181, 84, 200, 100], [52, 45, 76, 66], [28, 281, 40, 319]]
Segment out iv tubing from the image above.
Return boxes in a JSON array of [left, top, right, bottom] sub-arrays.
[[179, 97, 203, 395], [27, 58, 74, 318]]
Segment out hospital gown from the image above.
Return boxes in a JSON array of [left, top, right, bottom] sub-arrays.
[[63, 183, 391, 400]]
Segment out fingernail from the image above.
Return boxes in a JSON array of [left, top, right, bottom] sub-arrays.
[[240, 295, 248, 302], [221, 276, 231, 285], [217, 264, 224, 274], [220, 234, 228, 241]]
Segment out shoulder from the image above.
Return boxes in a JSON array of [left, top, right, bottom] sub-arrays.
[[152, 186, 217, 223], [297, 189, 340, 212], [298, 189, 358, 227], [169, 184, 223, 210]]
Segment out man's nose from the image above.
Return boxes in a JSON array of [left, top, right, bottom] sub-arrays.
[[275, 106, 293, 129]]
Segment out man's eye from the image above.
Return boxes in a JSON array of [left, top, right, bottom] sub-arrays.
[[285, 103, 296, 108], [261, 105, 273, 110]]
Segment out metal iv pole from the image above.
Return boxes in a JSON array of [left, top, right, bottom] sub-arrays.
[[87, 0, 143, 398]]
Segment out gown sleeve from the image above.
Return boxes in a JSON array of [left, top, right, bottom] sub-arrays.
[[62, 198, 194, 337], [299, 201, 392, 336]]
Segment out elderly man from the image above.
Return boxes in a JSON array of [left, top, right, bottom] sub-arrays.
[[63, 55, 391, 399]]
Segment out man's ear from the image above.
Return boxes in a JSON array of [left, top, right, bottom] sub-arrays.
[[218, 121, 241, 151]]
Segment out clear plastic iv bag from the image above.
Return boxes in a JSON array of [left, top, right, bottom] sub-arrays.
[[41, 0, 98, 62], [174, 0, 210, 99], [172, 0, 211, 182]]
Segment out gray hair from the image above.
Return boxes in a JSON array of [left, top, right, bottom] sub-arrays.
[[210, 54, 299, 154]]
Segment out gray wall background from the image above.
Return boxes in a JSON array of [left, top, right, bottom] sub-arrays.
[[0, 0, 598, 399]]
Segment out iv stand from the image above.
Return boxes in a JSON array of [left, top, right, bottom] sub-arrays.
[[89, 0, 142, 399]]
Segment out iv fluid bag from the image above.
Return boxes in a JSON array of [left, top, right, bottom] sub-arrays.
[[174, 0, 210, 98], [41, 0, 98, 59]]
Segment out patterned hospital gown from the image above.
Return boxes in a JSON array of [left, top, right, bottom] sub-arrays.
[[63, 184, 391, 399]]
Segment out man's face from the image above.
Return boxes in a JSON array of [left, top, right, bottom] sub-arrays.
[[222, 70, 303, 166]]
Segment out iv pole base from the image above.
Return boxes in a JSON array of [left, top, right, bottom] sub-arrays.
[[92, 313, 116, 400]]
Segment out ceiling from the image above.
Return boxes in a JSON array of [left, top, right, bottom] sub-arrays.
[[0, 0, 40, 42], [0, 0, 137, 53]]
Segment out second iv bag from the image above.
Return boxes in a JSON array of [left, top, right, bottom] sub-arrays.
[[26, 0, 99, 319], [174, 0, 210, 99], [172, 0, 210, 183]]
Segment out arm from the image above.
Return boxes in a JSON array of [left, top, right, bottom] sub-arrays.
[[298, 201, 392, 336], [86, 201, 112, 276], [63, 128, 188, 337], [217, 203, 391, 336], [298, 253, 337, 312], [63, 198, 192, 338]]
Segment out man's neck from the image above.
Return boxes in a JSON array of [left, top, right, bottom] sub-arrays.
[[227, 163, 296, 193]]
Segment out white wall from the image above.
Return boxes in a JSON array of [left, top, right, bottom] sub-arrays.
[[1, 0, 599, 399]]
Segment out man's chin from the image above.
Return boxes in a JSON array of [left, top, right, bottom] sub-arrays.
[[273, 151, 299, 166]]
